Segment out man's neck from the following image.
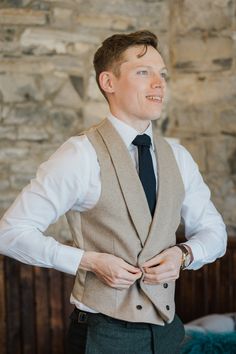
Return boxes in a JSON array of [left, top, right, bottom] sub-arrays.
[[109, 109, 150, 133]]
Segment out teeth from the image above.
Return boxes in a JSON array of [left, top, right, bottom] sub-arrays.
[[146, 95, 162, 101]]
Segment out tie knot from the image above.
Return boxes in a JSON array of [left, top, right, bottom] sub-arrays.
[[132, 134, 151, 148]]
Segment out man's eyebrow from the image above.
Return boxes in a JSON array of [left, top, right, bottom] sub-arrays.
[[134, 65, 168, 71]]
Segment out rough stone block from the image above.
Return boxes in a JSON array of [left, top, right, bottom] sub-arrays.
[[205, 174, 236, 227], [42, 74, 66, 97], [0, 41, 20, 54], [70, 75, 84, 98], [0, 190, 19, 210], [10, 173, 33, 189], [76, 14, 136, 31], [0, 126, 17, 140], [20, 28, 99, 55], [167, 101, 221, 136], [220, 109, 236, 134], [75, 0, 168, 31], [51, 7, 74, 25], [17, 126, 49, 141], [10, 159, 38, 175], [172, 36, 233, 72], [48, 56, 84, 76], [83, 101, 110, 129], [180, 137, 207, 172], [0, 9, 47, 25], [0, 144, 29, 162], [66, 42, 93, 56], [53, 81, 82, 109], [0, 176, 10, 191], [170, 73, 236, 105], [206, 135, 236, 174], [87, 74, 105, 101], [0, 74, 44, 103], [47, 108, 83, 142], [0, 57, 54, 75], [2, 104, 47, 125], [172, 0, 232, 33]]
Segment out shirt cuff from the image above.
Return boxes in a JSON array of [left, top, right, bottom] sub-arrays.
[[53, 243, 84, 275], [181, 239, 206, 270]]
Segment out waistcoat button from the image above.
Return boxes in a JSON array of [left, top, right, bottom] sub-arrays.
[[166, 305, 170, 310], [163, 283, 168, 288], [136, 305, 142, 310]]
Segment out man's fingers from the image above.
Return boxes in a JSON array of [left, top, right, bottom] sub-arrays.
[[117, 268, 142, 282], [144, 262, 175, 275], [143, 262, 180, 284], [123, 261, 142, 274], [143, 270, 179, 284], [90, 253, 142, 289], [142, 254, 162, 268], [99, 271, 140, 289]]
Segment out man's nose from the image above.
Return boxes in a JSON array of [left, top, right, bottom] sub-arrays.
[[151, 75, 163, 89]]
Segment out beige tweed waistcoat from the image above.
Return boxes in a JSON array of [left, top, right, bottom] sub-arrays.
[[66, 118, 185, 325]]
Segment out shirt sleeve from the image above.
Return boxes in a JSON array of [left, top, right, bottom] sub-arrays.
[[0, 136, 92, 275], [171, 143, 227, 270]]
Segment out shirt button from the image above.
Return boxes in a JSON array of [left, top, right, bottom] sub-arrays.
[[166, 305, 170, 311], [163, 283, 168, 288], [136, 305, 142, 310]]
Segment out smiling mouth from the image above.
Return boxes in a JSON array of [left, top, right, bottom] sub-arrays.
[[146, 95, 163, 102]]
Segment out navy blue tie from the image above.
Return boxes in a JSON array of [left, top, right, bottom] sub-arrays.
[[132, 134, 156, 217]]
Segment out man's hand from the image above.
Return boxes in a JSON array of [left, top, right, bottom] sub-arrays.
[[142, 246, 183, 285], [80, 251, 142, 289]]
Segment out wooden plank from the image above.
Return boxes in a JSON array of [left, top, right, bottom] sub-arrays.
[[62, 273, 74, 354], [62, 274, 74, 329], [5, 257, 21, 354], [218, 249, 232, 313], [20, 264, 36, 354], [176, 268, 196, 323], [0, 256, 6, 354], [34, 267, 51, 354], [202, 265, 209, 315], [232, 248, 236, 311], [49, 269, 64, 354]]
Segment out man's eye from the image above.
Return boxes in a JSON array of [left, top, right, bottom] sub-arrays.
[[161, 72, 169, 80], [137, 70, 148, 75]]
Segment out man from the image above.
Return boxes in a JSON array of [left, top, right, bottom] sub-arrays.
[[0, 31, 227, 353]]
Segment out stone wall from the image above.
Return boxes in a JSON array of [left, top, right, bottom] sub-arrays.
[[0, 0, 235, 240]]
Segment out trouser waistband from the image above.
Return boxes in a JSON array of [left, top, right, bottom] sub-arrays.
[[70, 307, 155, 329]]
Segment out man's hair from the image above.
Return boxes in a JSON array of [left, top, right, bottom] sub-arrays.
[[93, 30, 159, 97]]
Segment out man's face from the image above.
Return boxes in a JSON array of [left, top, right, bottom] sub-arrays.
[[107, 45, 167, 128]]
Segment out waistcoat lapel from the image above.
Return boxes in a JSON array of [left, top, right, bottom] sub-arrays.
[[97, 119, 152, 246], [139, 135, 185, 263]]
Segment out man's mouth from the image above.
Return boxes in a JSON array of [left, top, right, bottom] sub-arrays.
[[146, 95, 163, 102]]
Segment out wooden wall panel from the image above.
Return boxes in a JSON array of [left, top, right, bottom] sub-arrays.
[[0, 237, 235, 353], [175, 236, 236, 323], [35, 267, 51, 354], [49, 269, 64, 354], [0, 256, 6, 354], [20, 265, 36, 354], [5, 258, 21, 354]]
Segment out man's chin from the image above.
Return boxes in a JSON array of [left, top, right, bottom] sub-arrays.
[[149, 114, 162, 121]]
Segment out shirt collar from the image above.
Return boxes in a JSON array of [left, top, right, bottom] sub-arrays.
[[107, 113, 155, 151]]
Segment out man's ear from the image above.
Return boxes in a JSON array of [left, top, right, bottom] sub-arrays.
[[99, 71, 115, 94]]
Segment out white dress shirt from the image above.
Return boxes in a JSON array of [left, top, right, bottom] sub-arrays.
[[0, 113, 227, 312]]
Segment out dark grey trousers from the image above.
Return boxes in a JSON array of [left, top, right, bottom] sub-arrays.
[[67, 308, 185, 354]]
